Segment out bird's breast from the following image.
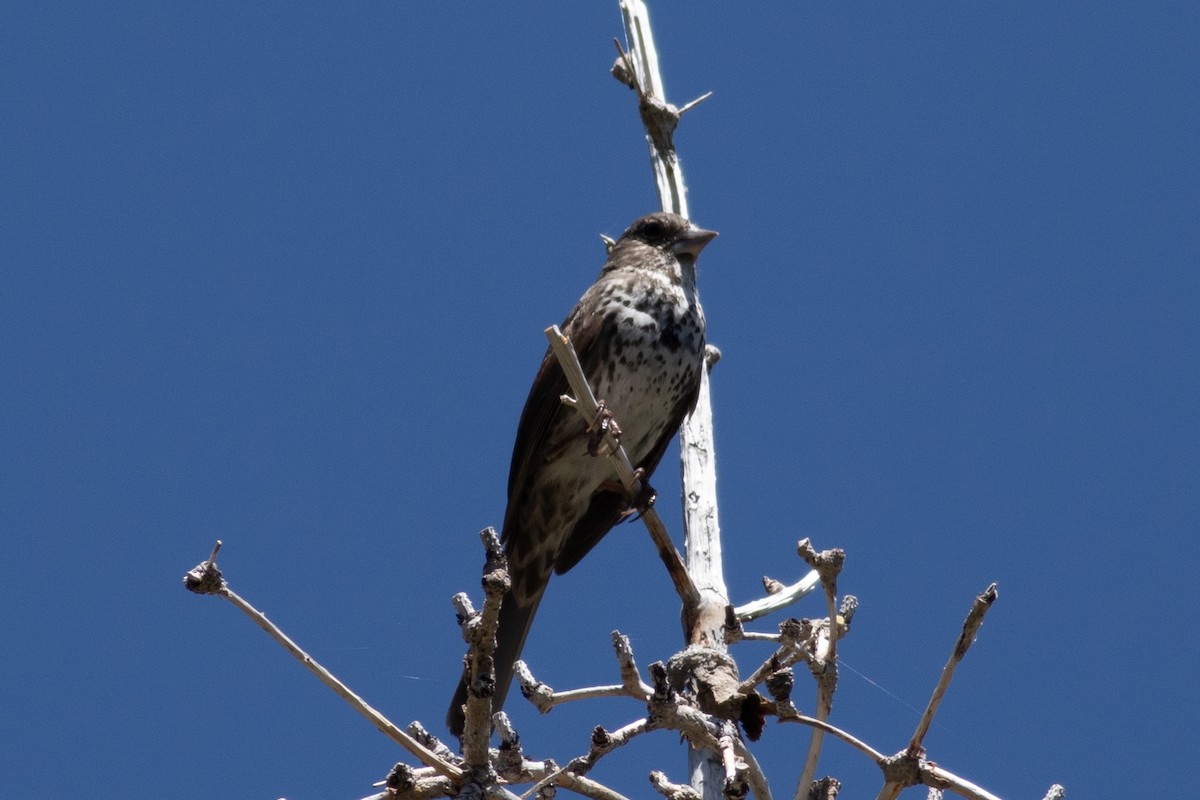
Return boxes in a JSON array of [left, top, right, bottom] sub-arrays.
[[585, 275, 705, 462]]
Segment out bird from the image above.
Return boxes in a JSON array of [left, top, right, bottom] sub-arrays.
[[447, 211, 717, 737]]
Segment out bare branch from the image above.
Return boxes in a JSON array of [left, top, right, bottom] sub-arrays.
[[778, 713, 886, 764], [524, 719, 652, 797], [180, 545, 463, 782], [646, 698, 771, 800], [793, 541, 845, 799], [651, 771, 704, 800], [919, 764, 1004, 800], [519, 759, 636, 800], [553, 772, 636, 800], [458, 528, 513, 767], [512, 660, 556, 715], [493, 712, 527, 782], [612, 631, 654, 697], [734, 570, 821, 621], [908, 584, 999, 756], [513, 644, 648, 716]]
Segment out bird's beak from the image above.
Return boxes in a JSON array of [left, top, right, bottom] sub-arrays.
[[671, 225, 718, 258]]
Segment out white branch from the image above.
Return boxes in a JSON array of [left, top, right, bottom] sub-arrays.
[[733, 569, 821, 621]]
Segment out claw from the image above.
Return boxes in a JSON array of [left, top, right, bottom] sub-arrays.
[[586, 400, 622, 456]]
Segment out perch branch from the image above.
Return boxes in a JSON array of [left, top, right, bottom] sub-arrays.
[[545, 324, 700, 608]]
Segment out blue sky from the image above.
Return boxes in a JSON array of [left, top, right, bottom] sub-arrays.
[[2, 3, 1197, 798]]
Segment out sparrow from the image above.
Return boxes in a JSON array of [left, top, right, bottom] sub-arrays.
[[447, 211, 716, 737]]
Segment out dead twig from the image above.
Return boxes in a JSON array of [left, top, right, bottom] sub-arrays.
[[181, 543, 463, 782], [908, 584, 999, 756]]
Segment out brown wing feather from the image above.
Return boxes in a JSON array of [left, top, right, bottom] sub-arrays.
[[500, 290, 606, 594], [504, 293, 604, 508]]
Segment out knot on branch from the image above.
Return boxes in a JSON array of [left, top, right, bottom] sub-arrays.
[[513, 660, 556, 714], [879, 751, 924, 790], [807, 776, 842, 800], [611, 39, 711, 158], [666, 647, 766, 741], [797, 538, 844, 592], [590, 724, 615, 754], [648, 661, 673, 705], [765, 667, 796, 710], [467, 656, 497, 701], [385, 762, 418, 794], [493, 712, 526, 779], [405, 721, 457, 765], [954, 583, 998, 659], [182, 540, 225, 595], [761, 575, 785, 595], [779, 617, 814, 649], [481, 528, 511, 598]]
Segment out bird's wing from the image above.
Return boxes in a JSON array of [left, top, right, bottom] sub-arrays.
[[500, 284, 606, 599], [503, 287, 604, 506]]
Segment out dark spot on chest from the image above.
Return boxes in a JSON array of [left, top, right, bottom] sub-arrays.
[[661, 325, 681, 352]]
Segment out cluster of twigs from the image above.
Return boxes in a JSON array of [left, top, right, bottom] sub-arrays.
[[184, 526, 1050, 800]]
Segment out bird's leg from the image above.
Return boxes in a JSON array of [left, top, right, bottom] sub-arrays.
[[586, 399, 623, 456], [583, 401, 653, 515]]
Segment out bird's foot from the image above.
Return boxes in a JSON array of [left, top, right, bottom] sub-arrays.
[[618, 468, 657, 522], [586, 400, 622, 456]]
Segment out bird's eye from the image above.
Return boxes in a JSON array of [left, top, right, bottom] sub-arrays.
[[640, 221, 665, 241]]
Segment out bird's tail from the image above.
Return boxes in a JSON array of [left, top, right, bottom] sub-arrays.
[[446, 584, 545, 738]]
